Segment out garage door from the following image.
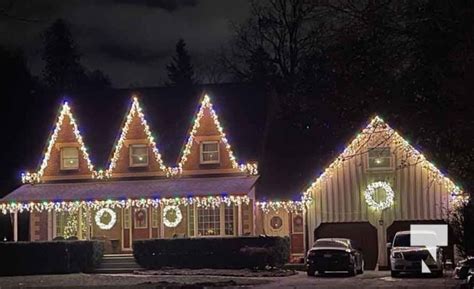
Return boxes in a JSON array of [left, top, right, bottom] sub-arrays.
[[314, 222, 378, 270], [387, 220, 454, 264]]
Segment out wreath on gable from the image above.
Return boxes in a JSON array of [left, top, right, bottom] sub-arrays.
[[163, 205, 183, 228], [95, 208, 117, 230], [364, 181, 395, 211]]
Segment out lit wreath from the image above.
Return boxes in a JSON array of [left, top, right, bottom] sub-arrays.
[[364, 181, 394, 211], [163, 205, 182, 228], [95, 208, 117, 230]]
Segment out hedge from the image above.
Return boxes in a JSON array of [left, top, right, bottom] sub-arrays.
[[133, 236, 289, 269], [0, 240, 104, 276]]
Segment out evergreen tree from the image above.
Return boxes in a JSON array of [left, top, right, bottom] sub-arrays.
[[42, 19, 88, 93], [42, 19, 111, 93], [166, 39, 196, 87]]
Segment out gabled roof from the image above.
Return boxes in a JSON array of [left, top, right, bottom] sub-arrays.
[[22, 102, 96, 183], [105, 97, 168, 177], [19, 83, 265, 183], [303, 116, 465, 204]]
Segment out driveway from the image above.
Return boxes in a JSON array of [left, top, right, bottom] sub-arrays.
[[254, 271, 462, 289]]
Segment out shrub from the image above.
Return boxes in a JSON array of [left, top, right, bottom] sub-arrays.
[[133, 236, 289, 269], [0, 240, 104, 276]]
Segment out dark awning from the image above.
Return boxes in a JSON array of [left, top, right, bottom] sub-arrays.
[[0, 176, 258, 203]]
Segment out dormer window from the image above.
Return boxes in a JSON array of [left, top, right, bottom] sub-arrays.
[[200, 141, 220, 164], [60, 147, 79, 170], [368, 147, 393, 170], [129, 144, 148, 167]]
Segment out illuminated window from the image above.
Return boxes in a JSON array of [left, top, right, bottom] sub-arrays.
[[55, 212, 68, 237], [197, 207, 220, 236], [200, 141, 219, 164], [60, 147, 79, 170], [368, 147, 392, 170], [129, 144, 148, 167]]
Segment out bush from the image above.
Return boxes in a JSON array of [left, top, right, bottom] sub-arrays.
[[0, 240, 104, 276], [133, 236, 289, 269]]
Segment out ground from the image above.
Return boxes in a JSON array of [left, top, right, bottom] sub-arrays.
[[0, 271, 463, 289]]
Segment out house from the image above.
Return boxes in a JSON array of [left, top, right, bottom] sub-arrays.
[[0, 94, 260, 252], [302, 116, 466, 269], [0, 86, 306, 259]]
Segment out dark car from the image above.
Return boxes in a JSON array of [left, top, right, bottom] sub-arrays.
[[306, 238, 364, 276], [454, 257, 474, 280]]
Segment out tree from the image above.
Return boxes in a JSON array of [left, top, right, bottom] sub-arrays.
[[449, 200, 474, 257], [166, 39, 196, 87], [42, 19, 88, 93], [42, 18, 111, 94]]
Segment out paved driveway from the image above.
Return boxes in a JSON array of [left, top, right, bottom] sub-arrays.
[[254, 271, 462, 289]]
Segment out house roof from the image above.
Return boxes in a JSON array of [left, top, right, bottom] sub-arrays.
[[61, 83, 266, 169], [1, 175, 258, 203]]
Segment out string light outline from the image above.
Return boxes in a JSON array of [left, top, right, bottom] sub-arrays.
[[105, 96, 168, 178], [0, 195, 250, 214], [175, 94, 258, 175], [303, 116, 467, 207], [22, 102, 95, 184]]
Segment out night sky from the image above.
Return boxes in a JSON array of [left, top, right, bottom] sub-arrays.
[[1, 0, 250, 87]]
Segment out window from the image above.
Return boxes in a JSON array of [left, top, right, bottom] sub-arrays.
[[123, 208, 131, 229], [224, 205, 235, 236], [151, 208, 159, 228], [368, 147, 392, 170], [61, 147, 79, 170], [129, 144, 148, 167], [188, 205, 195, 237], [200, 141, 219, 164], [55, 212, 68, 237], [197, 207, 220, 236], [134, 208, 148, 228], [292, 215, 304, 233]]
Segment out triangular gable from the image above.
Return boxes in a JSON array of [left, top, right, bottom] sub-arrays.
[[22, 102, 95, 183], [303, 116, 465, 205], [176, 94, 257, 175], [105, 97, 167, 178]]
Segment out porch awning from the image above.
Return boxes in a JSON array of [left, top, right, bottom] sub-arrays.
[[0, 176, 258, 203]]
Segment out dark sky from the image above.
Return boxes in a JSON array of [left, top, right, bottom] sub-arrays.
[[1, 0, 250, 87]]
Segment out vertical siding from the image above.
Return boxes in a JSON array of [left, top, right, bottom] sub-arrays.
[[309, 134, 452, 230]]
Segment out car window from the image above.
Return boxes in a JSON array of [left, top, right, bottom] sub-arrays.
[[393, 232, 436, 247], [314, 239, 349, 248]]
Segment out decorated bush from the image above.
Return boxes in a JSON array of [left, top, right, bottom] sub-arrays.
[[0, 240, 104, 276], [133, 236, 289, 269]]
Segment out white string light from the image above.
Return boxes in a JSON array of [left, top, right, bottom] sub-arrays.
[[0, 195, 250, 214], [105, 97, 168, 178], [162, 205, 183, 228], [364, 181, 395, 211], [94, 208, 117, 230], [22, 102, 95, 183], [175, 94, 258, 176], [304, 116, 467, 207]]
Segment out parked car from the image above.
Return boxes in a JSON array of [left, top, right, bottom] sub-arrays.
[[454, 257, 474, 280], [306, 238, 364, 277], [388, 230, 444, 277]]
